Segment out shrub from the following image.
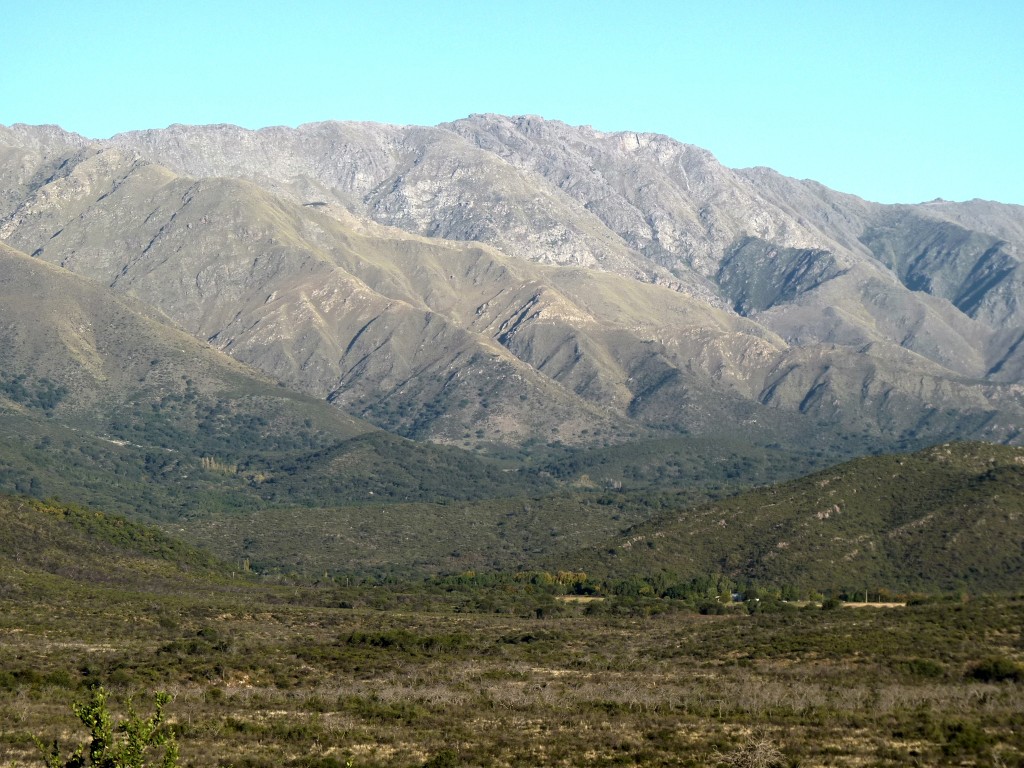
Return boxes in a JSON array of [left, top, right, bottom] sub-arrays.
[[717, 730, 785, 768], [967, 656, 1024, 683], [423, 750, 458, 768], [942, 718, 990, 757], [36, 686, 178, 768], [902, 657, 946, 679]]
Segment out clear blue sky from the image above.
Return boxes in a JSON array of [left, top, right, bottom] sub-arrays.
[[2, 0, 1021, 205]]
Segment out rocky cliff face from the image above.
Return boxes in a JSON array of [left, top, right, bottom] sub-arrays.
[[2, 116, 1022, 449]]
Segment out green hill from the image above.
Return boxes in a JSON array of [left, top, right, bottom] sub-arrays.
[[586, 442, 1024, 593], [0, 494, 230, 589]]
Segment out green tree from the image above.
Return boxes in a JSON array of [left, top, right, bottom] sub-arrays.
[[37, 687, 178, 768]]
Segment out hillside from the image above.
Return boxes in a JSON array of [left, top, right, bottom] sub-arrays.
[[175, 434, 827, 578], [0, 237, 845, 564], [0, 494, 229, 589], [589, 442, 1024, 593], [0, 243, 566, 520]]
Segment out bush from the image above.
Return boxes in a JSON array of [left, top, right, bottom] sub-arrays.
[[942, 718, 990, 757], [968, 656, 1024, 683], [36, 686, 178, 768], [902, 657, 946, 679], [423, 750, 459, 768], [717, 731, 785, 768]]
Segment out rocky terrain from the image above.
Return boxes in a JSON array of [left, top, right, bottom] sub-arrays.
[[2, 116, 1022, 450]]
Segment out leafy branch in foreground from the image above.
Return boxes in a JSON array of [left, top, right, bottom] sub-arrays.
[[36, 686, 178, 768]]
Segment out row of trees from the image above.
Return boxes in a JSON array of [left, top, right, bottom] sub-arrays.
[[434, 569, 821, 603]]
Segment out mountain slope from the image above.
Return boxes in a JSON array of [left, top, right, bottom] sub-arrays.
[[1, 117, 1023, 450], [0, 242, 562, 519], [0, 148, 635, 445], [0, 239, 369, 437]]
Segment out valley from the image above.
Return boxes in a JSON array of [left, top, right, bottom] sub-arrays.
[[1, 116, 1023, 766]]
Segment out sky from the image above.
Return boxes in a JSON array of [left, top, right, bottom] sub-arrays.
[[2, 0, 1021, 205]]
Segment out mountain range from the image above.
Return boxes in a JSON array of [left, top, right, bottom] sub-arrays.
[[3, 115, 1022, 457]]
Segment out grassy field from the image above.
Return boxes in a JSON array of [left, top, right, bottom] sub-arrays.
[[1, 570, 1022, 767]]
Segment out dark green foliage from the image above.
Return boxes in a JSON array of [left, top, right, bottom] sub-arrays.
[[531, 434, 829, 494], [248, 432, 555, 505], [4, 440, 1024, 596], [941, 719, 991, 757], [900, 657, 947, 679], [968, 657, 1024, 683], [0, 495, 228, 583], [422, 750, 458, 768], [0, 385, 850, 577], [0, 407, 553, 529], [106, 386, 331, 458], [0, 374, 68, 412]]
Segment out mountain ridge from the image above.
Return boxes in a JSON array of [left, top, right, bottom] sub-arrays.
[[2, 115, 1022, 450]]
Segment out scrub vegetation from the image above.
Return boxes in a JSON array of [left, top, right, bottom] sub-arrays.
[[1, 494, 1022, 767]]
